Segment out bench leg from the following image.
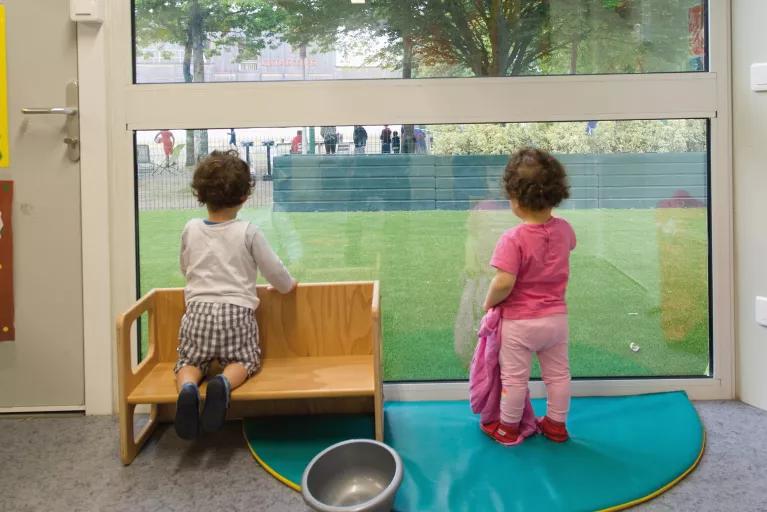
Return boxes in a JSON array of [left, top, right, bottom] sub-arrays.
[[374, 391, 384, 442], [119, 402, 159, 465]]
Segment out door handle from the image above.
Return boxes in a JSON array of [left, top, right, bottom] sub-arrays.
[[20, 81, 80, 162], [21, 107, 78, 115]]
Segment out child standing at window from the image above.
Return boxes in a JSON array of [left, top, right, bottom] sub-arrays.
[[482, 148, 575, 445], [174, 150, 296, 440]]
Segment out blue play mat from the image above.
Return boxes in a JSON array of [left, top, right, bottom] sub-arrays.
[[243, 391, 704, 511]]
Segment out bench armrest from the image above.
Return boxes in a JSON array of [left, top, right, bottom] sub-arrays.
[[116, 290, 161, 398]]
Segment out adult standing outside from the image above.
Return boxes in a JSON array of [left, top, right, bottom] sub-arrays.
[[414, 127, 427, 154], [321, 126, 337, 155], [290, 130, 303, 154], [228, 128, 237, 148], [154, 129, 175, 166], [353, 125, 368, 154], [380, 125, 392, 154]]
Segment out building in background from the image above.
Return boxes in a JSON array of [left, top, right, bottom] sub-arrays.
[[136, 42, 399, 83]]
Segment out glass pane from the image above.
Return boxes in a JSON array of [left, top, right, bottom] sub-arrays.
[[133, 1, 707, 83], [135, 120, 710, 381]]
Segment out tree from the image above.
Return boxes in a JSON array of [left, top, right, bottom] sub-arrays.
[[135, 0, 287, 163], [274, 1, 557, 148], [411, 0, 555, 77], [270, 0, 424, 151], [310, 0, 558, 78], [543, 0, 699, 75], [363, 1, 428, 152]]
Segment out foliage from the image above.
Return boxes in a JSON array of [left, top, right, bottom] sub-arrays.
[[312, 0, 558, 77], [429, 120, 707, 155], [135, 0, 287, 161], [412, 0, 555, 76], [135, 0, 702, 78], [135, 0, 286, 75], [542, 0, 701, 74], [133, 0, 704, 159]]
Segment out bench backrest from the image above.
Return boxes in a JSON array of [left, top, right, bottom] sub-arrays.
[[148, 282, 378, 363]]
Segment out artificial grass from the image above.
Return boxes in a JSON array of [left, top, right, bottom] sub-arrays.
[[138, 208, 710, 381]]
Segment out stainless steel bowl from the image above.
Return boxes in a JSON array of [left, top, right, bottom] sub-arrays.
[[301, 439, 403, 512]]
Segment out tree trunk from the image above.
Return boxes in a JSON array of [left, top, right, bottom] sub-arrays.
[[183, 30, 193, 83], [489, 0, 505, 77], [184, 31, 195, 166], [185, 131, 196, 166], [401, 35, 416, 154], [190, 0, 208, 159], [402, 34, 413, 79], [570, 36, 579, 74]]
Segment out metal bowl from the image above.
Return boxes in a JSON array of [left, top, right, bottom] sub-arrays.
[[301, 439, 403, 512]]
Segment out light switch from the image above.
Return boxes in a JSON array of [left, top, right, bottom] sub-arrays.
[[751, 63, 767, 92], [756, 296, 767, 327], [70, 0, 104, 23]]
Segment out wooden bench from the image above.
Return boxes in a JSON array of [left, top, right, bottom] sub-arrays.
[[116, 281, 382, 465]]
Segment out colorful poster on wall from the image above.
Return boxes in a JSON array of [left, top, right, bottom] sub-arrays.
[[0, 181, 13, 341], [0, 4, 7, 167]]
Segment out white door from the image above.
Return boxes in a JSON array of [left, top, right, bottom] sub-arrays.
[[0, 0, 83, 409]]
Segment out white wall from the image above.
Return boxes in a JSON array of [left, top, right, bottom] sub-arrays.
[[733, 0, 767, 410]]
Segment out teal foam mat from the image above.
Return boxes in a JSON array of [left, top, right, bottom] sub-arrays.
[[244, 391, 704, 511]]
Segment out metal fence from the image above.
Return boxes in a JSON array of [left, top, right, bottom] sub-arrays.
[[135, 134, 424, 211], [136, 138, 275, 211]]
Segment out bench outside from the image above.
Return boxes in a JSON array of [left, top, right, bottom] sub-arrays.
[[116, 281, 382, 465]]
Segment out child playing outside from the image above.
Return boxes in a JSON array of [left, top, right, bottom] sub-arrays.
[[174, 150, 296, 440], [482, 148, 576, 445]]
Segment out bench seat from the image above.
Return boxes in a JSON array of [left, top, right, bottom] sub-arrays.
[[127, 356, 376, 404]]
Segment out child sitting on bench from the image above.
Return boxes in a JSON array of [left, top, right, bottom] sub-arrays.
[[174, 150, 296, 440]]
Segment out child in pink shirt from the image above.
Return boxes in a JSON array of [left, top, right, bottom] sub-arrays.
[[482, 148, 576, 446]]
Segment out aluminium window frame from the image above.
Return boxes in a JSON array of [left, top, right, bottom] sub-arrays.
[[99, 0, 733, 402]]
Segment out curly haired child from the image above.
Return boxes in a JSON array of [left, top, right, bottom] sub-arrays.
[[482, 148, 576, 445], [174, 150, 296, 439]]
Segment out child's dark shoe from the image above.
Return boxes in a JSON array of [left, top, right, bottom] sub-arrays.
[[174, 382, 200, 440], [201, 375, 231, 433], [538, 416, 569, 442]]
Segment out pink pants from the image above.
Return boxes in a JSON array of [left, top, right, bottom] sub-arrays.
[[499, 315, 571, 425]]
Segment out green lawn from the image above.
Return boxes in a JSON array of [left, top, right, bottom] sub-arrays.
[[138, 208, 710, 381]]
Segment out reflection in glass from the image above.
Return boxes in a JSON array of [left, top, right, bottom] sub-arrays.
[[134, 0, 707, 83], [135, 120, 710, 381]]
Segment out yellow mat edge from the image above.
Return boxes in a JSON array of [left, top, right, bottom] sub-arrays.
[[242, 421, 301, 492], [597, 429, 707, 512]]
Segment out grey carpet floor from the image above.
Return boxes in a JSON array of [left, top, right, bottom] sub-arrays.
[[0, 400, 765, 512]]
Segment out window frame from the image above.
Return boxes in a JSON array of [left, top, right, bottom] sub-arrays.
[[104, 0, 733, 400]]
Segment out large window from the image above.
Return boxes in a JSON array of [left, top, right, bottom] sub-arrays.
[[136, 119, 710, 381], [116, 0, 731, 398], [133, 0, 707, 84]]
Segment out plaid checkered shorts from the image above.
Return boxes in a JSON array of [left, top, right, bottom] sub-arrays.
[[174, 301, 261, 377]]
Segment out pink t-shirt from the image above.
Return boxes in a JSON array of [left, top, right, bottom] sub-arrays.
[[490, 217, 576, 320]]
